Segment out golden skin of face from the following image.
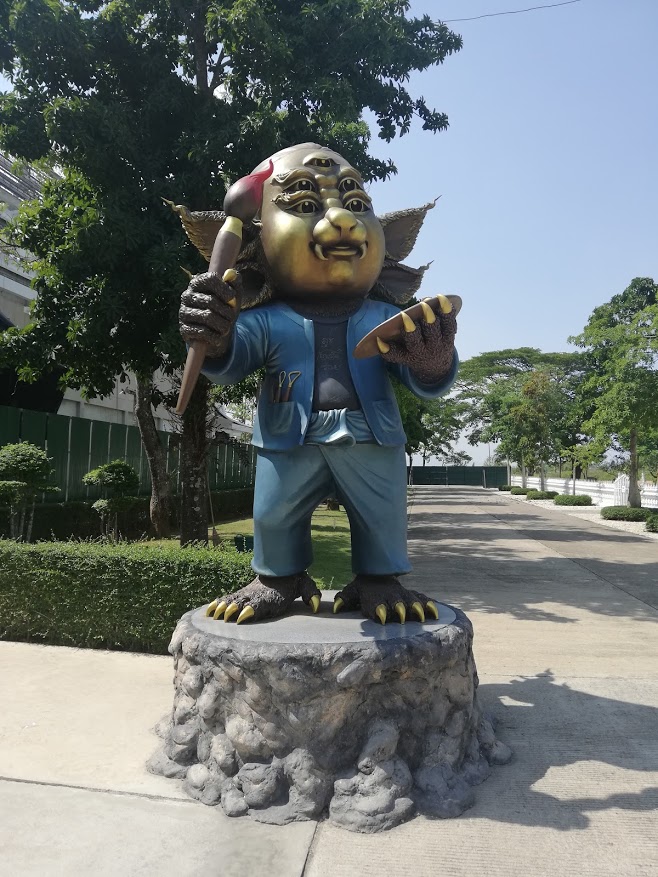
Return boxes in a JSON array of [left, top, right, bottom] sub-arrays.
[[258, 145, 386, 300]]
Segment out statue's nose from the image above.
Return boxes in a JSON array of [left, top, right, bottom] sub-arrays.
[[325, 207, 359, 234]]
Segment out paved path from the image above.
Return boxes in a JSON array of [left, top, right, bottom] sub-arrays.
[[1, 487, 657, 876]]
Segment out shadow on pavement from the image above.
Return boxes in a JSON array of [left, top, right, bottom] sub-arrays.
[[476, 672, 658, 829]]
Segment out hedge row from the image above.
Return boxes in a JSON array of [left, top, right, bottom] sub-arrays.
[[0, 488, 254, 541], [646, 515, 658, 533], [600, 506, 654, 522], [527, 490, 559, 500], [0, 540, 255, 654]]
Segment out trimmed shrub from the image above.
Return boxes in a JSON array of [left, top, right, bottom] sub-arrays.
[[646, 514, 658, 533], [498, 485, 512, 491], [554, 494, 593, 506], [0, 540, 254, 654], [526, 490, 559, 500], [510, 487, 530, 495], [601, 506, 653, 522]]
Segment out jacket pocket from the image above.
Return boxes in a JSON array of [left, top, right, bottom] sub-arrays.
[[265, 401, 299, 436], [372, 399, 402, 433]]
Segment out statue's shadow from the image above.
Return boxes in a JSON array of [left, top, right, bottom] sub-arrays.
[[474, 672, 658, 829]]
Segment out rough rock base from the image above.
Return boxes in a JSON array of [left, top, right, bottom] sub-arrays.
[[148, 600, 511, 832]]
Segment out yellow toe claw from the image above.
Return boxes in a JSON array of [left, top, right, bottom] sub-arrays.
[[206, 599, 219, 617], [401, 312, 416, 333], [227, 297, 237, 308], [437, 294, 453, 314], [333, 597, 345, 614], [222, 268, 237, 283], [411, 601, 425, 623], [420, 301, 436, 324], [376, 604, 387, 625], [212, 600, 228, 620], [236, 605, 255, 625], [394, 602, 406, 624], [376, 337, 390, 354], [223, 602, 240, 622], [310, 595, 321, 614], [426, 601, 439, 620]]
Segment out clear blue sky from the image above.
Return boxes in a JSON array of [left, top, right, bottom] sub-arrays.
[[368, 0, 658, 362]]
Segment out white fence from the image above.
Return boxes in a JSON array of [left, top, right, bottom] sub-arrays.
[[510, 474, 658, 508]]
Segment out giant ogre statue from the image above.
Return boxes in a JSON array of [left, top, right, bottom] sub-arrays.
[[177, 143, 459, 625]]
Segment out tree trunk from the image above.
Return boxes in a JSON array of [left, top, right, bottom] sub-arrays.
[[628, 427, 642, 508], [26, 500, 35, 543], [134, 375, 173, 538], [179, 378, 210, 546], [539, 461, 546, 491], [521, 463, 527, 488]]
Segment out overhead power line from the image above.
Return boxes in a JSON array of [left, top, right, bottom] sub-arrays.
[[444, 0, 583, 24]]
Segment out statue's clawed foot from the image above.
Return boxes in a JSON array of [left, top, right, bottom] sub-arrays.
[[205, 572, 321, 624], [333, 575, 439, 625]]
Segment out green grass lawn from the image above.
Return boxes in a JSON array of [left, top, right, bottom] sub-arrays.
[[208, 506, 353, 589], [152, 506, 353, 590]]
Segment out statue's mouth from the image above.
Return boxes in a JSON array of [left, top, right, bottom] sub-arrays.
[[311, 243, 367, 261]]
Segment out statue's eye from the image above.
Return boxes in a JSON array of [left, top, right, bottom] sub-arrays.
[[291, 179, 315, 192], [345, 197, 369, 214], [293, 199, 320, 215], [339, 178, 360, 193]]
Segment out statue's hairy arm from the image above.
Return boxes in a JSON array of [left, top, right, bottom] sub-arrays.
[[379, 295, 458, 389], [179, 271, 267, 385]]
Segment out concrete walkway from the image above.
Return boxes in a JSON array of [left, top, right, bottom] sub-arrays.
[[1, 486, 657, 876]]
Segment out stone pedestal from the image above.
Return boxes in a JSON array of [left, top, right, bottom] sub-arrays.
[[148, 594, 511, 832]]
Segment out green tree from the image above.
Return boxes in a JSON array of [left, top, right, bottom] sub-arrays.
[[0, 0, 461, 544], [457, 348, 588, 482], [0, 441, 58, 540], [417, 398, 470, 466], [571, 277, 658, 507], [83, 459, 140, 540]]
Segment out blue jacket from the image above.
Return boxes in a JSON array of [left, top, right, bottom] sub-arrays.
[[202, 299, 459, 450]]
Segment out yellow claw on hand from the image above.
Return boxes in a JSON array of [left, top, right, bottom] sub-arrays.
[[411, 601, 425, 623], [394, 602, 406, 624], [437, 294, 453, 314], [420, 301, 436, 324], [310, 595, 321, 614], [401, 312, 416, 333], [376, 337, 390, 354], [222, 269, 238, 307], [426, 601, 439, 620], [223, 602, 240, 622], [212, 600, 228, 620], [236, 605, 255, 625], [375, 604, 387, 625], [333, 597, 345, 614], [206, 599, 219, 617]]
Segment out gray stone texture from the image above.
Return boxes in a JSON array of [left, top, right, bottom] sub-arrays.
[[148, 602, 511, 832]]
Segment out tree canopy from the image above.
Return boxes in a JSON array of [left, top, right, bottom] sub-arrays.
[[570, 277, 658, 505], [0, 0, 462, 398]]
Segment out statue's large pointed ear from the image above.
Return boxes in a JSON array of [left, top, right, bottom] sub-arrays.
[[370, 260, 431, 307], [163, 201, 260, 262], [378, 199, 438, 262]]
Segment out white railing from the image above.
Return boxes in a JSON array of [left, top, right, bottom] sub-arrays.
[[510, 474, 658, 508]]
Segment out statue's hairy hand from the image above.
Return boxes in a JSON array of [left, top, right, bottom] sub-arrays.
[[179, 271, 242, 357], [378, 295, 457, 384]]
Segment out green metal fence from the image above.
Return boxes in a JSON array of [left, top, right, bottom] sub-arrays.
[[0, 405, 255, 501], [411, 465, 508, 488]]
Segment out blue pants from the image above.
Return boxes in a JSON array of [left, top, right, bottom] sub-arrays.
[[252, 444, 410, 577]]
